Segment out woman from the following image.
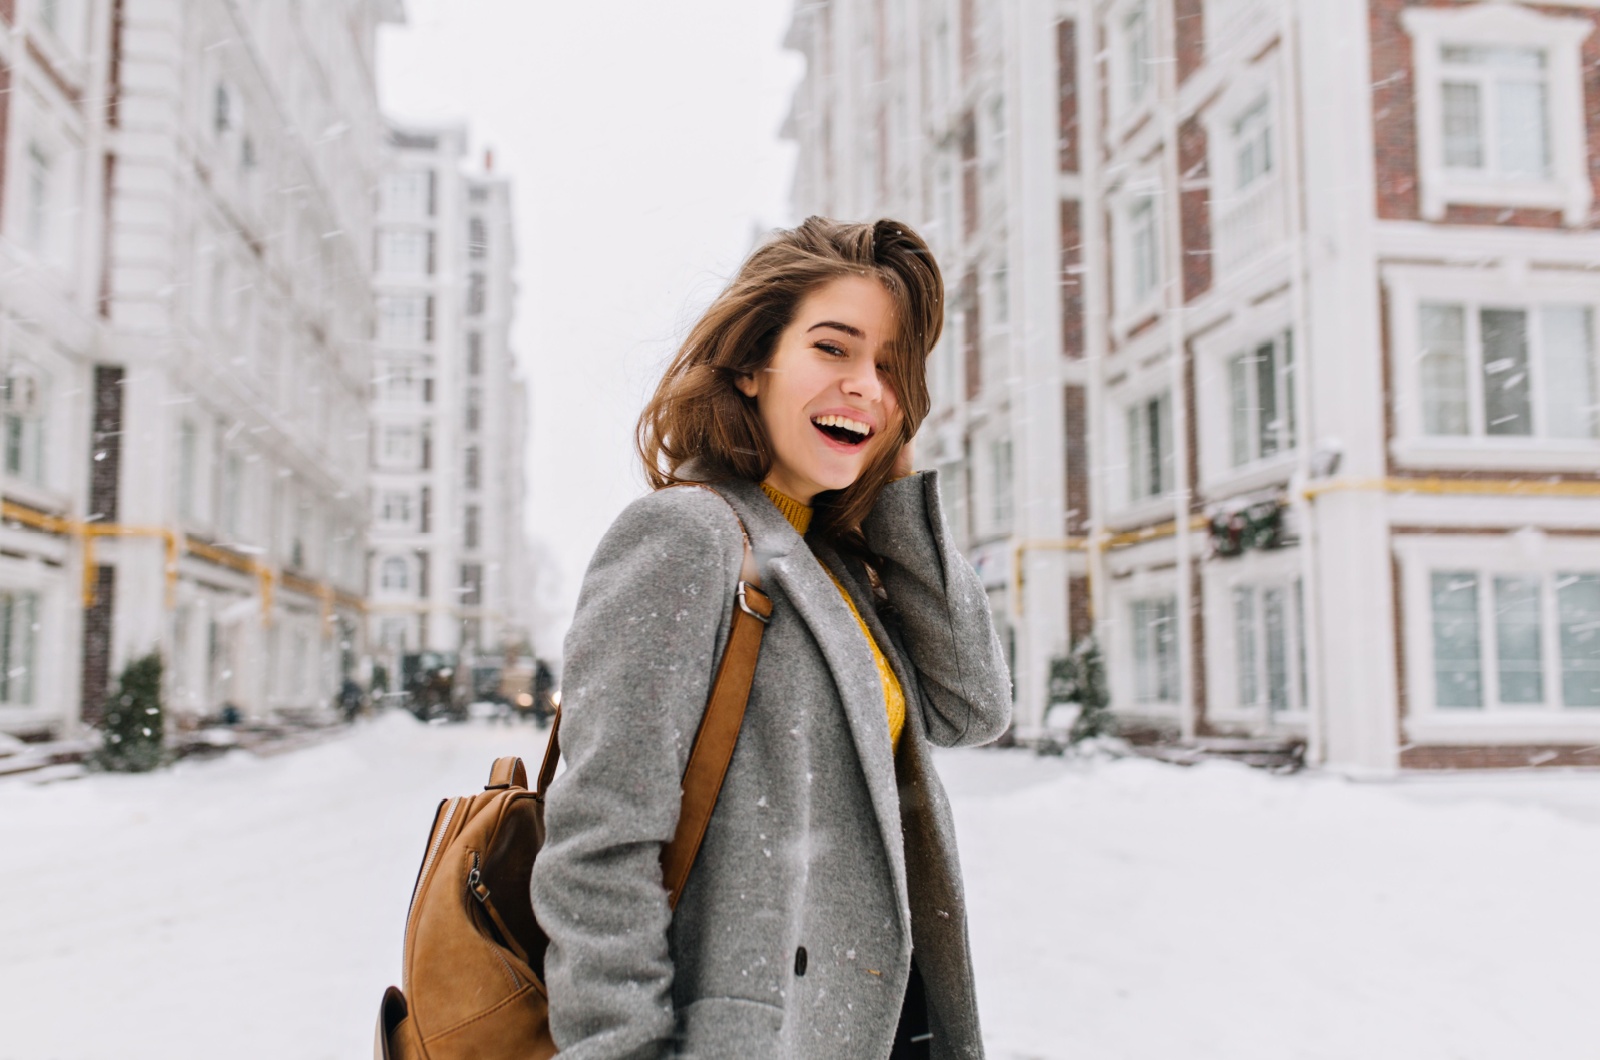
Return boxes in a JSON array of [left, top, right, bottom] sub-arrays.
[[531, 217, 1011, 1059]]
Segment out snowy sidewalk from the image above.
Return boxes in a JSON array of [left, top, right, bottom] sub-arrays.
[[2, 714, 1597, 1059]]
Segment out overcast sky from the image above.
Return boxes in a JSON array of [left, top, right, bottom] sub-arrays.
[[378, 0, 804, 652]]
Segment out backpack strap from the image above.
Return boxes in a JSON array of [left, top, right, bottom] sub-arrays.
[[534, 487, 771, 911]]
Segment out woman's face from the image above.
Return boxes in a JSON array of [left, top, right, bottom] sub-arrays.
[[736, 275, 902, 505]]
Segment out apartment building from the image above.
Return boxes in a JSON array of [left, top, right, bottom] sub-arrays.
[[784, 0, 1600, 772], [0, 0, 116, 736], [0, 0, 401, 738], [367, 124, 531, 683]]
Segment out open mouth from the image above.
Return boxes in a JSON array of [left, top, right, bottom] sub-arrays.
[[811, 414, 874, 448]]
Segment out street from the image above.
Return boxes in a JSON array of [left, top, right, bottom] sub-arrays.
[[2, 716, 1597, 1059]]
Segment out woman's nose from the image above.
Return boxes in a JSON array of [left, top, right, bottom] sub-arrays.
[[841, 359, 882, 401]]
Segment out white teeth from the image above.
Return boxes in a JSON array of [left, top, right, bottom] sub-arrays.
[[812, 414, 873, 438]]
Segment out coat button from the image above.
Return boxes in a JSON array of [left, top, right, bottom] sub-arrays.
[[794, 946, 808, 977]]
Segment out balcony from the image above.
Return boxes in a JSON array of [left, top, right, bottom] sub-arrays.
[[1212, 175, 1286, 280]]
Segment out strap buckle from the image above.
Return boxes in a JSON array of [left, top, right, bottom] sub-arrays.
[[736, 581, 770, 624]]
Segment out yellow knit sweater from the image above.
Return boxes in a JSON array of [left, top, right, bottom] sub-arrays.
[[761, 483, 905, 752]]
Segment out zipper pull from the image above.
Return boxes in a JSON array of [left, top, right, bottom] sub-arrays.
[[467, 851, 491, 904]]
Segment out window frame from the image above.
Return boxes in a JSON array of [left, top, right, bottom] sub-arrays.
[[1106, 0, 1156, 135], [1398, 534, 1600, 743], [1109, 173, 1165, 334], [1403, 4, 1594, 224], [1385, 264, 1600, 470]]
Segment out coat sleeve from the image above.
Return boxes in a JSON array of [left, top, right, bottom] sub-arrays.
[[530, 487, 744, 1060], [861, 470, 1012, 747]]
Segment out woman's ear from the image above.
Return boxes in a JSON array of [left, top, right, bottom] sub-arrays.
[[733, 371, 760, 399]]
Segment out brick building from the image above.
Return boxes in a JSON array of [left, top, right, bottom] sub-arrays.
[[784, 0, 1600, 772], [0, 0, 403, 738]]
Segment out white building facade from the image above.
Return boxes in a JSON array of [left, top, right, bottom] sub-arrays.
[[0, 0, 117, 737], [367, 124, 531, 686], [784, 0, 1600, 772], [0, 0, 401, 738]]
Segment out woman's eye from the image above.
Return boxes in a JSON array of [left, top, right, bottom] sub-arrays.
[[816, 343, 846, 357]]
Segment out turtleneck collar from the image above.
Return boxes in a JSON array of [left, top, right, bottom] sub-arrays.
[[759, 481, 813, 535]]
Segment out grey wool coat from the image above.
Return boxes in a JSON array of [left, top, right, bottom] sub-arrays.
[[531, 471, 1012, 1060]]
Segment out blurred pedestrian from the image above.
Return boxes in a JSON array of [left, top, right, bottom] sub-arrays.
[[532, 218, 1012, 1058]]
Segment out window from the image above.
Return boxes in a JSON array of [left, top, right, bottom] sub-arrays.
[[39, 0, 59, 32], [1232, 580, 1306, 713], [3, 363, 47, 486], [989, 437, 1013, 534], [1228, 330, 1296, 466], [176, 420, 199, 521], [1429, 569, 1600, 710], [1417, 302, 1597, 440], [382, 170, 435, 220], [380, 556, 409, 592], [467, 273, 486, 316], [466, 333, 482, 376], [381, 426, 418, 465], [1440, 46, 1549, 179], [463, 505, 480, 550], [991, 262, 1009, 327], [25, 144, 51, 258], [379, 362, 418, 403], [1113, 0, 1153, 121], [1125, 392, 1174, 503], [220, 452, 245, 538], [460, 563, 484, 607], [378, 295, 432, 345], [468, 217, 488, 258], [465, 388, 482, 433], [1117, 192, 1161, 316], [1403, 4, 1592, 223], [1232, 96, 1273, 191], [379, 491, 412, 524], [464, 446, 481, 490], [1131, 596, 1179, 704], [0, 591, 39, 707], [378, 230, 432, 276], [213, 83, 237, 137]]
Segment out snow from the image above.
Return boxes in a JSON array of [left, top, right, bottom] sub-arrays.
[[2, 716, 1598, 1059]]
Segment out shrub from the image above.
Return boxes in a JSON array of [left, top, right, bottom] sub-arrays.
[[98, 652, 166, 773]]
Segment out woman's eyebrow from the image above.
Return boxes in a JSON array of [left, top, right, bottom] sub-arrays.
[[806, 320, 865, 339]]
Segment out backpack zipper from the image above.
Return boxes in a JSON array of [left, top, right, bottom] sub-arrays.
[[402, 796, 461, 993], [469, 851, 523, 990]]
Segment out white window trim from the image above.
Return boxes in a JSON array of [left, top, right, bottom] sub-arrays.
[[1108, 360, 1177, 524], [1201, 58, 1289, 279], [1385, 263, 1600, 471], [1403, 4, 1594, 224], [1109, 570, 1184, 715], [1193, 291, 1299, 492], [1203, 548, 1309, 724], [1110, 172, 1165, 336], [1397, 534, 1600, 743], [1106, 0, 1158, 142]]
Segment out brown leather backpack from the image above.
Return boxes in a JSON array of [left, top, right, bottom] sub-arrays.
[[376, 504, 770, 1059]]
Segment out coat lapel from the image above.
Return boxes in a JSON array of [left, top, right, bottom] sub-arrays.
[[704, 479, 911, 929]]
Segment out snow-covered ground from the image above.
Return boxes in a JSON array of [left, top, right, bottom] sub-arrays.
[[2, 714, 1597, 1059]]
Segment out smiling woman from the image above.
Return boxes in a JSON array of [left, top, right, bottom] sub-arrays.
[[531, 217, 1013, 1059]]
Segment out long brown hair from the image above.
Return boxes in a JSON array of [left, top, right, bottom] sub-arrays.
[[637, 217, 943, 551]]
